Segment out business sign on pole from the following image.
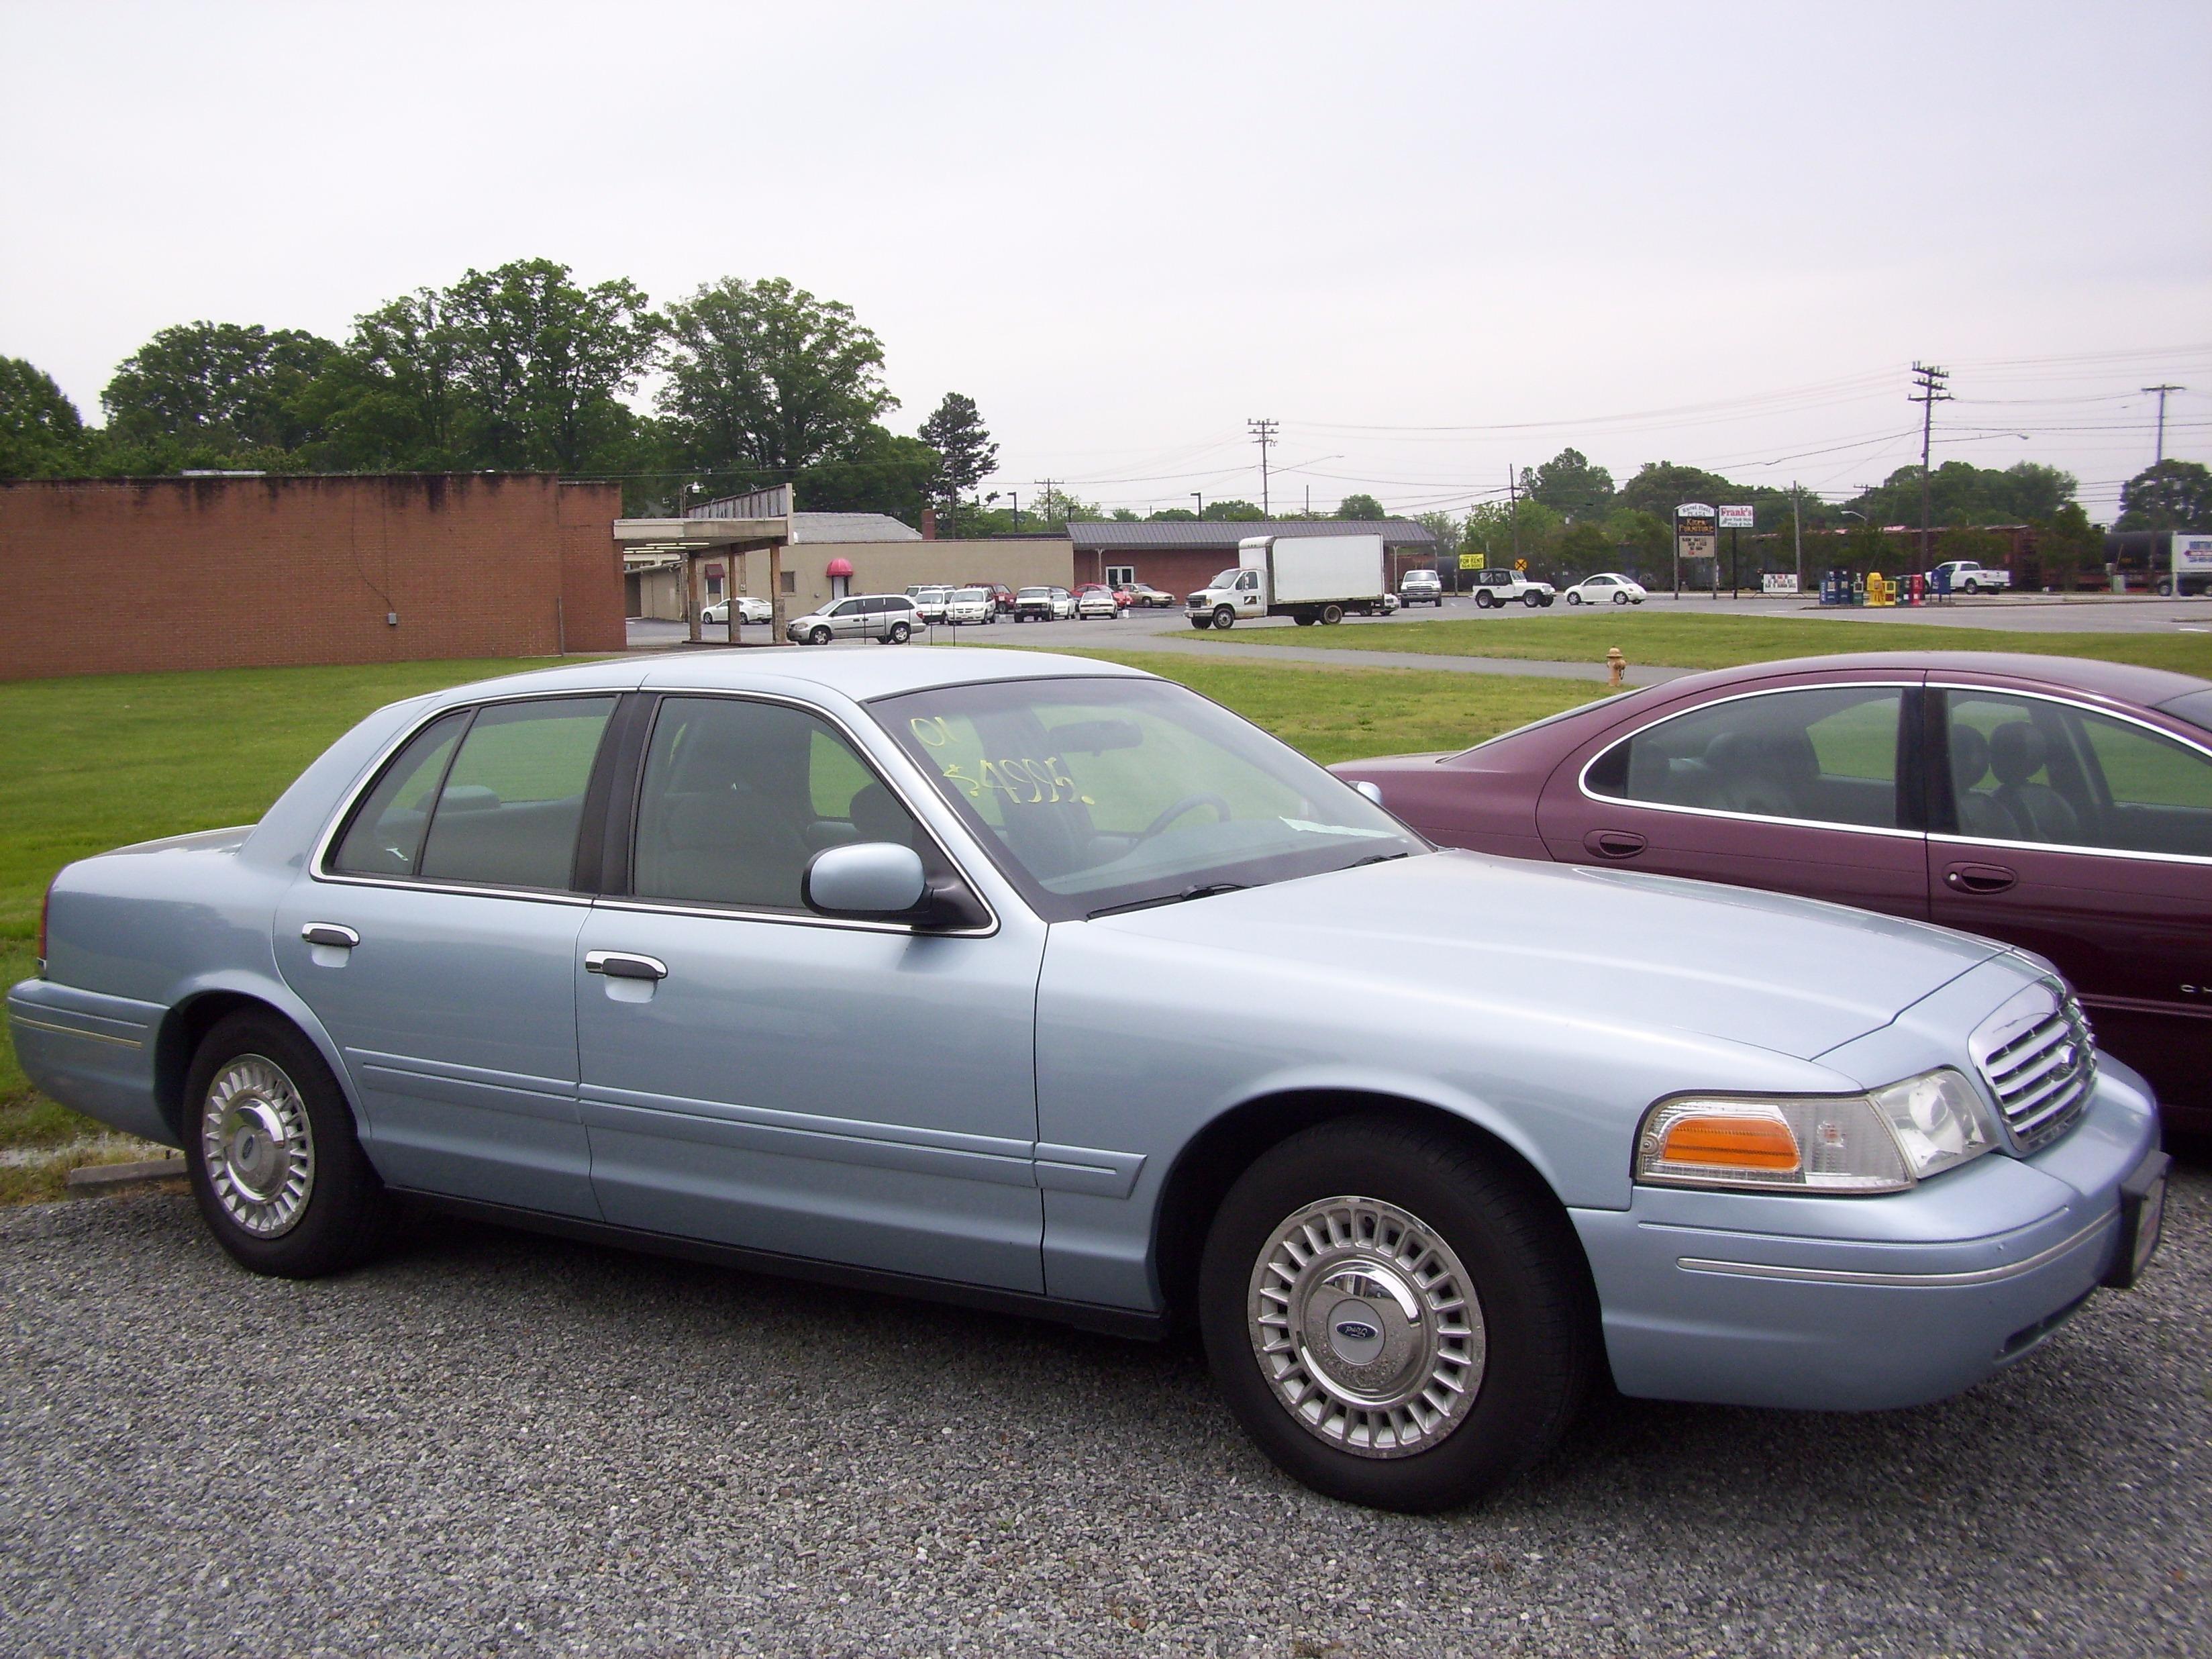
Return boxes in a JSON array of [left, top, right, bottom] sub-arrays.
[[1718, 504, 1755, 530], [1676, 503, 1717, 558]]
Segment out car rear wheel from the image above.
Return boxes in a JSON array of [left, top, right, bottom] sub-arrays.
[[1320, 604, 1344, 625], [1199, 1117, 1595, 1512], [888, 621, 911, 644], [1475, 591, 1495, 609], [184, 1011, 395, 1278]]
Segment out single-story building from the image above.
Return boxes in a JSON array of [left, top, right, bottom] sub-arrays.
[[1064, 518, 1444, 599], [625, 508, 1076, 622]]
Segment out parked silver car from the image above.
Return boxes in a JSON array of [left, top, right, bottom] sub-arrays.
[[9, 650, 2166, 1513], [785, 593, 920, 645]]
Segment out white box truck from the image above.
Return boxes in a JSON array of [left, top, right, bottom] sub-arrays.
[[2158, 533, 2212, 597], [1185, 534, 1393, 629]]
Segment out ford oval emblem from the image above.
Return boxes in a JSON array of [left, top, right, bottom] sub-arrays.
[[1335, 1320, 1380, 1342]]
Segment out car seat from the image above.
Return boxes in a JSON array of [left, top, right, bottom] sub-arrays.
[[1946, 725, 2021, 839], [1987, 722, 2080, 844]]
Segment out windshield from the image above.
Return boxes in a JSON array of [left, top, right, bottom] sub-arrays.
[[875, 676, 1428, 921], [1017, 587, 1050, 598], [1205, 568, 1244, 591], [954, 588, 987, 601]]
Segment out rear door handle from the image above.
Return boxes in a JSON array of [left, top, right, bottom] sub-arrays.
[[1583, 830, 1648, 860], [585, 951, 668, 981], [1944, 862, 2017, 895], [301, 923, 360, 948]]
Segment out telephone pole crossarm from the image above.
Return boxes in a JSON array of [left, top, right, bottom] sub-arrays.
[[1909, 362, 1954, 575]]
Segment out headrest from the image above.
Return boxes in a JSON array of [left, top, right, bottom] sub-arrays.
[[1988, 722, 2047, 787], [1950, 725, 1991, 789]]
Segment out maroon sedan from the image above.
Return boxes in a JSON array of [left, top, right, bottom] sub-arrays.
[[1334, 652, 2212, 1134]]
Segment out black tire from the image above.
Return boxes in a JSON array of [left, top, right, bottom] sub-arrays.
[[1198, 1116, 1595, 1513], [183, 1010, 395, 1278], [1566, 593, 1581, 605], [887, 621, 911, 644], [1611, 591, 1629, 605], [1475, 591, 1495, 609], [1320, 604, 1344, 625], [809, 625, 833, 646], [1191, 618, 1212, 631], [1523, 593, 1543, 608], [1295, 612, 1317, 626], [1213, 606, 1236, 630]]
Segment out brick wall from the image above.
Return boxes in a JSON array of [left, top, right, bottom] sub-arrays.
[[0, 473, 624, 681]]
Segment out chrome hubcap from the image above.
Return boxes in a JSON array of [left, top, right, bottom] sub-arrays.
[[200, 1055, 315, 1237], [1248, 1195, 1485, 1458]]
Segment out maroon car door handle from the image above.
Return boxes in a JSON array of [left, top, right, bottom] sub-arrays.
[[1944, 862, 2017, 895], [1584, 830, 1648, 860]]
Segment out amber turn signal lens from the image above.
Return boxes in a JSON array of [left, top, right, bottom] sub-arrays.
[[1658, 1113, 1801, 1172]]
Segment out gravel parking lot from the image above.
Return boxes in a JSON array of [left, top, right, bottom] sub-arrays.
[[5, 1171, 2206, 1658]]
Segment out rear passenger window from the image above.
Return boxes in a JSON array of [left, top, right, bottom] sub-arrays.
[[413, 698, 616, 889], [331, 711, 470, 877], [1587, 687, 1904, 828]]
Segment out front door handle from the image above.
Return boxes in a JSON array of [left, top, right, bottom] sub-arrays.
[[1583, 830, 1648, 860], [301, 923, 360, 948], [1944, 862, 2017, 895], [585, 951, 668, 981]]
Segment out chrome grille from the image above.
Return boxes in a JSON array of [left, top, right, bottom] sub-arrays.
[[1968, 979, 2095, 1152]]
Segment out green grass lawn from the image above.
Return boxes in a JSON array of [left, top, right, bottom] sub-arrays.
[[0, 650, 1601, 1199], [1197, 608, 2212, 676]]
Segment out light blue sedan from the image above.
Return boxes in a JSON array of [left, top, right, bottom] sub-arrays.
[[9, 649, 2167, 1511]]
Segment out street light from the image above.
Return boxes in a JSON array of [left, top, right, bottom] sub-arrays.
[[1192, 492, 1203, 518]]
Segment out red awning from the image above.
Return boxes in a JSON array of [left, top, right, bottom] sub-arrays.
[[825, 557, 854, 577]]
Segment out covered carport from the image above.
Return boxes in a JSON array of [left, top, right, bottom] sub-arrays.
[[613, 483, 794, 644]]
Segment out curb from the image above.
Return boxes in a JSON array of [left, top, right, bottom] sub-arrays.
[[65, 1157, 186, 1193]]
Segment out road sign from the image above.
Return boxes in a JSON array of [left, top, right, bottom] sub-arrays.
[[1718, 505, 1755, 529]]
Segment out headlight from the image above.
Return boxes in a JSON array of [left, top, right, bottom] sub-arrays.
[[1636, 1069, 1996, 1195]]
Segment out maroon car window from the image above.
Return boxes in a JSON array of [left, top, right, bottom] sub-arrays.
[[1586, 687, 1903, 829], [1946, 692, 2212, 858]]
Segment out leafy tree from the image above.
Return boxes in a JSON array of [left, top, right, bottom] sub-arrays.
[[1523, 448, 1615, 523], [1110, 507, 1141, 522], [916, 393, 997, 517], [0, 356, 85, 476], [2037, 501, 2107, 590], [794, 425, 940, 524], [1411, 510, 1463, 560], [1146, 507, 1199, 521], [1616, 460, 1738, 519], [101, 321, 339, 452], [1335, 492, 1385, 519], [1843, 460, 2080, 529], [295, 287, 470, 470], [1600, 507, 1671, 572], [443, 259, 657, 472], [1463, 497, 1562, 572], [2116, 459, 2212, 530], [1556, 521, 1615, 579], [660, 276, 893, 481], [1202, 498, 1266, 521]]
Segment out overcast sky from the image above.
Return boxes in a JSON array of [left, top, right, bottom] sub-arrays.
[[4, 0, 2207, 519]]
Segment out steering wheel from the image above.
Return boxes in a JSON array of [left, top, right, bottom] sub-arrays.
[[1137, 792, 1232, 841]]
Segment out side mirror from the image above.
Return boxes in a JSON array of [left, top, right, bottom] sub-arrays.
[[802, 843, 989, 930], [1351, 780, 1385, 805]]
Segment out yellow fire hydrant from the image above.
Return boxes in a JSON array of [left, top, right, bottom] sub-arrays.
[[1607, 646, 1626, 689]]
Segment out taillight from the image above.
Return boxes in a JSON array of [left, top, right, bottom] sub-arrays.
[[38, 872, 56, 970]]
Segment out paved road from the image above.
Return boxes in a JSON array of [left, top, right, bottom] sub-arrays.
[[5, 1177, 2206, 1657]]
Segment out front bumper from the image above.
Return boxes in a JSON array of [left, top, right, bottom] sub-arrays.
[[1571, 1064, 2162, 1410]]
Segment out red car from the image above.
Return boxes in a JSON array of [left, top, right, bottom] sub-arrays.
[[1334, 652, 2212, 1135]]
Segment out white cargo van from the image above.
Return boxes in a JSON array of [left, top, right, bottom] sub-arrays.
[[1185, 534, 1392, 629]]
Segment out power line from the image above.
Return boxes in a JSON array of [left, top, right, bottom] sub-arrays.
[[1909, 362, 1954, 573]]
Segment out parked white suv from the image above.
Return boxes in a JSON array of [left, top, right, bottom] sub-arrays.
[[1399, 568, 1444, 606], [1468, 569, 1558, 608], [946, 587, 997, 625], [786, 594, 923, 645]]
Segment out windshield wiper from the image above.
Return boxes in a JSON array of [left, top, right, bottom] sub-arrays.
[[1346, 852, 1411, 870], [1087, 882, 1248, 919]]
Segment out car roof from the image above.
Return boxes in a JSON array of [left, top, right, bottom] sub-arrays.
[[417, 648, 1155, 713]]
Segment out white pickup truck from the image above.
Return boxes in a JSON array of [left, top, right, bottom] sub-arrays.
[[1931, 559, 2011, 595], [1186, 534, 1393, 628]]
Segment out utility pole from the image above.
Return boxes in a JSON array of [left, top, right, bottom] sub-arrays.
[[1909, 362, 1952, 576], [1791, 482, 1804, 595], [1506, 464, 1519, 567], [1247, 418, 1279, 515], [1191, 491, 1203, 518], [2144, 383, 2184, 465]]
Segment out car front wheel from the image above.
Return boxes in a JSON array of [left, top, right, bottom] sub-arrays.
[[1213, 606, 1236, 630], [184, 1011, 395, 1278], [1200, 1117, 1595, 1513], [809, 625, 833, 645]]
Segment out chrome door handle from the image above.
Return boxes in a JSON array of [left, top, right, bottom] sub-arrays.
[[301, 923, 360, 948], [585, 951, 668, 982]]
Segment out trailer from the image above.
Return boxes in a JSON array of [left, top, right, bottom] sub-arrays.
[[1185, 534, 1393, 629]]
